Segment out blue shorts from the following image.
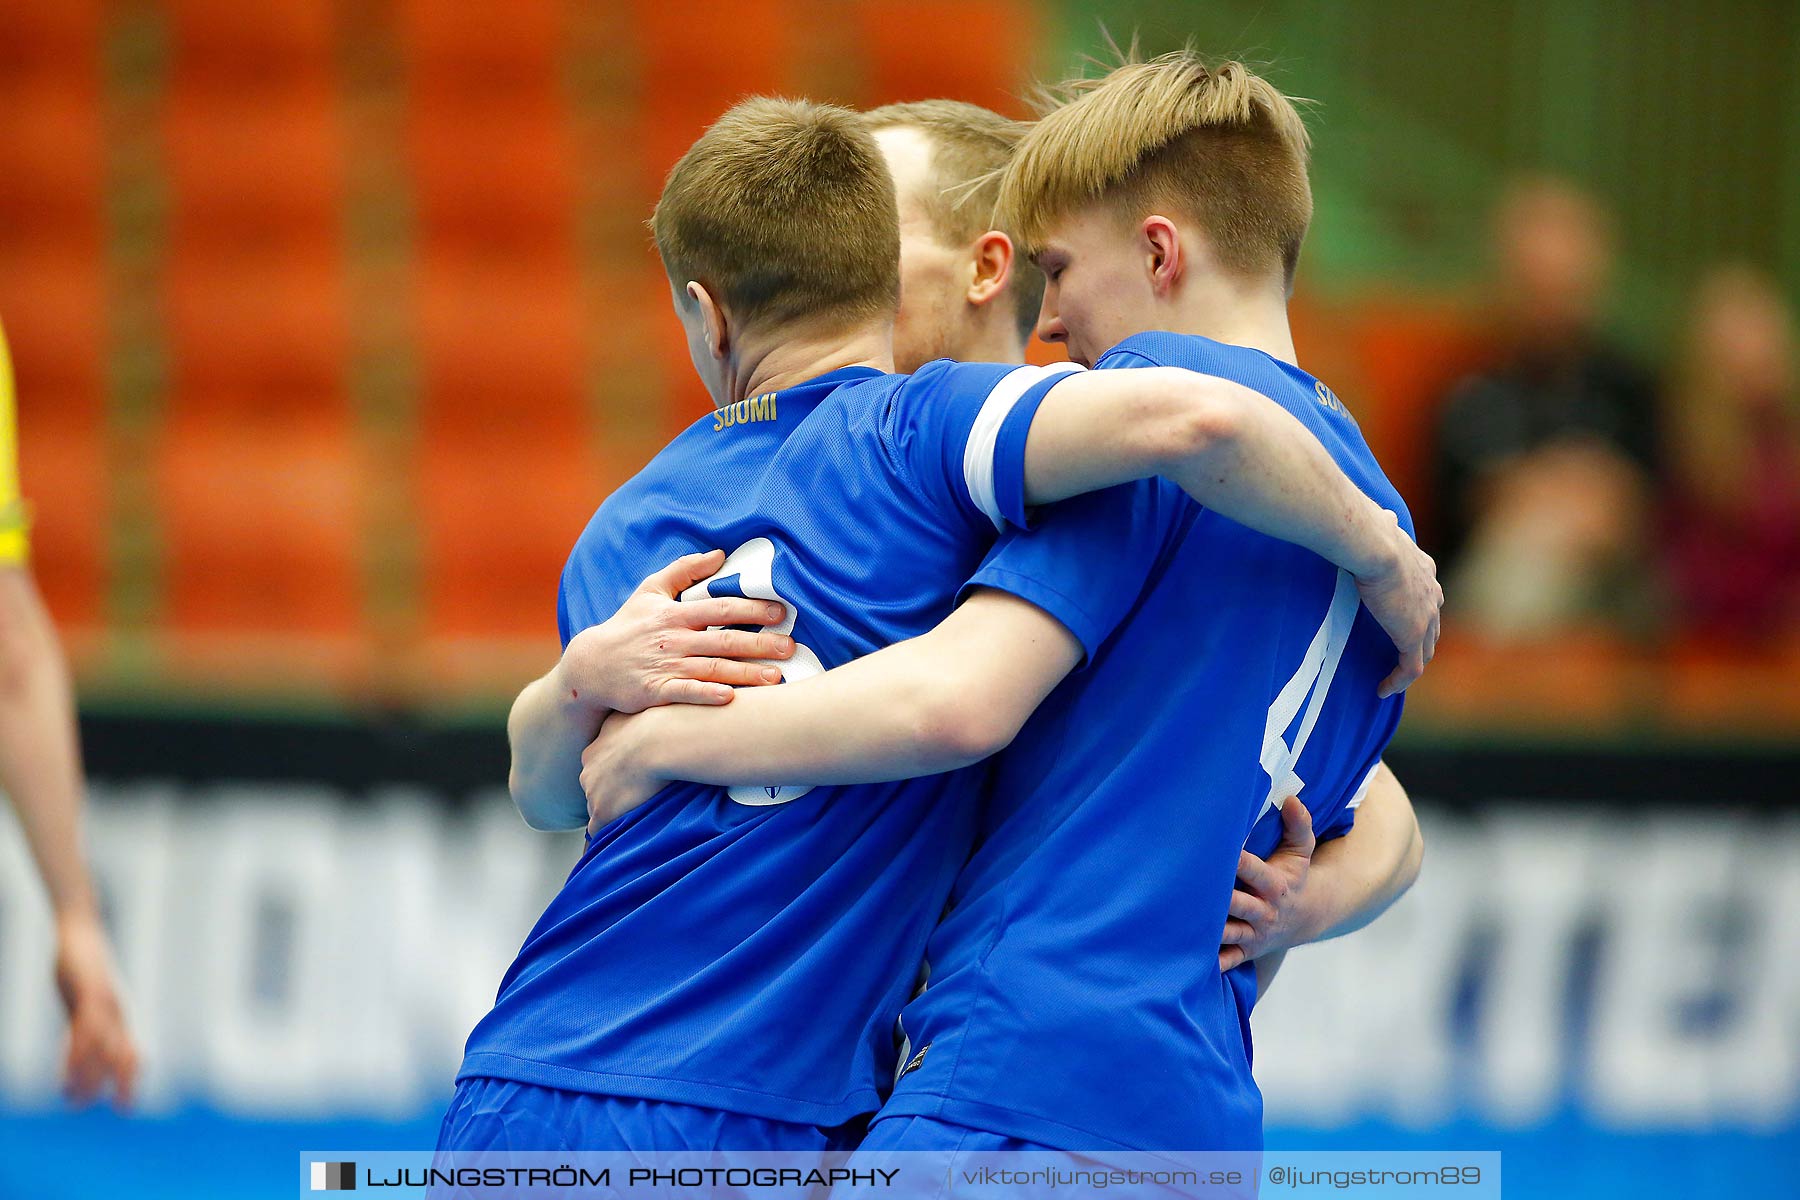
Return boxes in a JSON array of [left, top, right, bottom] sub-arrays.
[[842, 1117, 1059, 1200], [847, 1116, 1241, 1200], [854, 1114, 1047, 1154], [436, 1075, 864, 1152]]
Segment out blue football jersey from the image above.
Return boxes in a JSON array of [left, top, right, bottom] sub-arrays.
[[457, 359, 1082, 1127], [879, 333, 1412, 1152]]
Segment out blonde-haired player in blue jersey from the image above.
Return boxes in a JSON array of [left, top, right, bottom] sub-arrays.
[[0, 317, 137, 1107], [859, 97, 1423, 994]]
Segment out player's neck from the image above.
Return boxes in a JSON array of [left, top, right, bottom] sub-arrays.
[[1166, 273, 1297, 366], [951, 309, 1029, 367], [724, 321, 895, 405]]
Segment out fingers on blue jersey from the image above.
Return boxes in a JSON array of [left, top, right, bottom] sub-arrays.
[[1279, 795, 1316, 852], [682, 626, 794, 662], [680, 597, 787, 629], [640, 549, 728, 597]]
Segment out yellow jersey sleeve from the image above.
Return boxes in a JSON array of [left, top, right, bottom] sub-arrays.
[[0, 316, 29, 566]]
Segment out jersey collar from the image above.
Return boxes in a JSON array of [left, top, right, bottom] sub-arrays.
[[746, 365, 885, 418], [783, 364, 885, 393]]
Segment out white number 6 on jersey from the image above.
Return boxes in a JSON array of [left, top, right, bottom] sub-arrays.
[[680, 538, 824, 806]]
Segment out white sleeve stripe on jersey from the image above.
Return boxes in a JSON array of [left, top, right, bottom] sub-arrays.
[[1345, 761, 1382, 810], [962, 362, 1085, 529]]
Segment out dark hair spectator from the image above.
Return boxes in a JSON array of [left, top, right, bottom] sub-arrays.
[[1433, 176, 1659, 637]]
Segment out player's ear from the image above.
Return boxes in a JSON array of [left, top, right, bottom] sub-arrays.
[[688, 281, 731, 360], [1142, 216, 1184, 295], [965, 230, 1014, 308]]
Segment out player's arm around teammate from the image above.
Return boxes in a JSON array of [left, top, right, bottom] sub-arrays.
[[1014, 366, 1439, 696], [1223, 764, 1423, 997], [576, 365, 1438, 966], [506, 550, 797, 831], [581, 582, 1425, 979], [579, 359, 1443, 822]]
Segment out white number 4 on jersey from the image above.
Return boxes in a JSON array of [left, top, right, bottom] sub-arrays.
[[1258, 569, 1360, 823]]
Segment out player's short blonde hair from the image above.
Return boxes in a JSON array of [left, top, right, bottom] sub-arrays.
[[651, 97, 899, 331], [865, 100, 1027, 245], [864, 100, 1045, 343], [999, 51, 1313, 285]]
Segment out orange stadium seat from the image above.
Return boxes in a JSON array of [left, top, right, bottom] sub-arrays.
[[412, 256, 594, 645], [590, 263, 706, 440], [1660, 638, 1800, 734], [162, 248, 349, 422], [0, 1, 107, 634], [154, 413, 366, 642], [638, 295, 712, 431], [400, 0, 563, 98], [0, 80, 105, 254], [416, 431, 608, 644], [164, 0, 335, 84], [1407, 627, 1642, 733], [0, 249, 107, 411], [1338, 297, 1491, 549], [408, 96, 577, 257], [160, 0, 350, 413], [161, 83, 343, 244], [0, 1, 102, 79], [0, 248, 105, 395], [412, 254, 586, 434], [155, 0, 363, 672], [855, 0, 1035, 112], [15, 405, 108, 634], [7, 261, 109, 631], [401, 0, 598, 653], [167, 0, 336, 61], [633, 0, 795, 179]]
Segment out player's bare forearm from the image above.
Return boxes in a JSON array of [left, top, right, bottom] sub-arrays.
[[605, 660, 955, 797], [1161, 390, 1397, 580], [0, 568, 98, 919], [584, 589, 1083, 827], [1301, 762, 1422, 943], [1250, 770, 1420, 992], [1021, 370, 1440, 694], [1253, 949, 1288, 997], [507, 665, 606, 832], [507, 551, 798, 832], [0, 568, 139, 1105], [1023, 369, 1396, 576]]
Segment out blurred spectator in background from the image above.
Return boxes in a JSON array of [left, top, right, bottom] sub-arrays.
[[1660, 266, 1800, 645], [1433, 177, 1658, 638], [0, 319, 137, 1106]]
